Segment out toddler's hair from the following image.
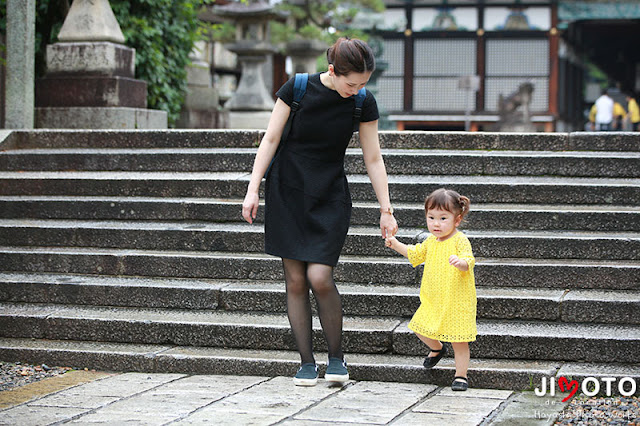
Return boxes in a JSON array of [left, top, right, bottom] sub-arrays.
[[425, 188, 471, 221]]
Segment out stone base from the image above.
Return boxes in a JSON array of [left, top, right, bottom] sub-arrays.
[[36, 76, 147, 108], [227, 111, 272, 130], [36, 107, 167, 129], [177, 109, 228, 129], [46, 42, 135, 77], [184, 86, 219, 111]]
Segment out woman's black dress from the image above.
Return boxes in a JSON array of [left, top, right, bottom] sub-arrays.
[[264, 73, 379, 266]]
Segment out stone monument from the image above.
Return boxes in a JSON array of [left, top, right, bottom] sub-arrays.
[[177, 41, 227, 129], [214, 1, 286, 129], [285, 39, 328, 76], [494, 82, 536, 132], [35, 0, 167, 129], [4, 0, 36, 128]]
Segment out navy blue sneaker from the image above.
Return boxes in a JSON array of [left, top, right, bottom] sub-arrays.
[[293, 363, 318, 386], [325, 357, 349, 383]]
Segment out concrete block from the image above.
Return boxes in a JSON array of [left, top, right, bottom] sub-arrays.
[[228, 111, 272, 130], [183, 86, 219, 110], [297, 381, 434, 424], [57, 0, 125, 43], [413, 394, 503, 415], [36, 76, 147, 108], [0, 405, 89, 425], [186, 64, 212, 87], [46, 42, 135, 77], [488, 391, 569, 426], [35, 107, 167, 129]]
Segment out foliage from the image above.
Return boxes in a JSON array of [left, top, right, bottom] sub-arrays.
[[0, 0, 219, 127], [271, 0, 385, 47]]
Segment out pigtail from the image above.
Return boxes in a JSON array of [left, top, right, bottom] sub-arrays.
[[458, 195, 471, 220]]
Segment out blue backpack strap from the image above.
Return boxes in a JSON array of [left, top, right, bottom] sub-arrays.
[[353, 87, 367, 129], [264, 73, 308, 179], [292, 73, 308, 112]]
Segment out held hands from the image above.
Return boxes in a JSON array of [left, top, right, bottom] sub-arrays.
[[449, 255, 469, 271], [242, 191, 259, 224], [384, 236, 397, 248], [380, 213, 398, 239]]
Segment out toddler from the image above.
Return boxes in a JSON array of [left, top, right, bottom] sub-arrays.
[[385, 188, 476, 391]]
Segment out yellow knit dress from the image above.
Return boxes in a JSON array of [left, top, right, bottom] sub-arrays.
[[407, 231, 477, 342]]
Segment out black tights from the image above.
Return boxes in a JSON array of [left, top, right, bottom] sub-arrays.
[[282, 258, 344, 365]]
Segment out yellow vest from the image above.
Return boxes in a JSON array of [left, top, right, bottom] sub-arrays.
[[628, 99, 640, 123]]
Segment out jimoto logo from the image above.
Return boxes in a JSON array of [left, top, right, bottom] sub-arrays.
[[535, 376, 637, 402]]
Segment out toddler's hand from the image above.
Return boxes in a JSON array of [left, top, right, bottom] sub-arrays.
[[385, 236, 396, 248], [449, 255, 469, 271]]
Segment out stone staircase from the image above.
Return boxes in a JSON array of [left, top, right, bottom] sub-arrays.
[[0, 129, 638, 392]]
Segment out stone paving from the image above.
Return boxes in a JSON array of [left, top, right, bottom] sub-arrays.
[[0, 371, 570, 425]]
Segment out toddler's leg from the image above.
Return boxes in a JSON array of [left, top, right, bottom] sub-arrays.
[[415, 333, 447, 369], [415, 333, 443, 357], [451, 342, 470, 378], [451, 342, 470, 390]]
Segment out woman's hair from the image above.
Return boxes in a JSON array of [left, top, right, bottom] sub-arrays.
[[424, 188, 471, 221], [326, 37, 375, 76]]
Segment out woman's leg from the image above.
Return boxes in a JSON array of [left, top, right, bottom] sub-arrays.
[[451, 342, 470, 378], [283, 258, 314, 365], [306, 263, 343, 360]]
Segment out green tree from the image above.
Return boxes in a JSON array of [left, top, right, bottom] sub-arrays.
[[271, 0, 386, 46]]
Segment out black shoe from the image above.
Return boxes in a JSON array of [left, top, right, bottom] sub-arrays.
[[451, 376, 468, 391], [422, 344, 447, 369]]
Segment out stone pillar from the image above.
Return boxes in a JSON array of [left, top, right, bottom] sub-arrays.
[[285, 39, 327, 76], [35, 0, 167, 129], [214, 1, 286, 130], [177, 41, 227, 128], [5, 0, 36, 129]]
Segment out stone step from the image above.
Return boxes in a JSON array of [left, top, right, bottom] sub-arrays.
[[1, 219, 638, 260], [1, 196, 638, 232], [1, 172, 638, 205], [0, 246, 638, 289], [1, 302, 638, 362], [0, 337, 574, 391], [0, 130, 262, 150], [2, 273, 637, 325], [394, 319, 640, 363], [3, 148, 638, 178], [4, 129, 639, 152]]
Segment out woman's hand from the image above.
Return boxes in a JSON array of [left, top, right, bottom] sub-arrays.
[[380, 213, 398, 238], [242, 191, 260, 224]]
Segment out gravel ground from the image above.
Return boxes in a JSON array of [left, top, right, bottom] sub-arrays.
[[555, 393, 640, 425], [0, 362, 73, 392]]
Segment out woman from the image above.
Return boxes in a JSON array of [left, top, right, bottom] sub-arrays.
[[242, 37, 397, 386]]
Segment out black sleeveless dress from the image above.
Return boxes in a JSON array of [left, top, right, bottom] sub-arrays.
[[264, 73, 379, 266]]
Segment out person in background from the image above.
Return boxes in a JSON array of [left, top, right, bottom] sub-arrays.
[[613, 101, 627, 131], [593, 89, 614, 131], [627, 94, 640, 131]]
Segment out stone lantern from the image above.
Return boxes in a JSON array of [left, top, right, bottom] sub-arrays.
[[281, 0, 328, 76], [285, 39, 328, 76], [214, 1, 286, 129], [34, 0, 167, 129]]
